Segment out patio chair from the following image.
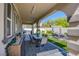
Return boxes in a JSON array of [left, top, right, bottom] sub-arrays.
[[40, 36, 48, 46], [29, 35, 36, 44]]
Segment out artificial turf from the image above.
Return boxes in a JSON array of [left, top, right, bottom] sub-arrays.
[[48, 36, 68, 51]]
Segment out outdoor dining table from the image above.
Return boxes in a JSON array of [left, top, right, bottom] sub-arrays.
[[33, 35, 42, 40]]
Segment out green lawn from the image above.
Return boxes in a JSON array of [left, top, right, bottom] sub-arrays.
[[48, 36, 68, 51]]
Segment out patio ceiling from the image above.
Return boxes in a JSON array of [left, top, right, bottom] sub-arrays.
[[14, 3, 79, 24], [14, 3, 56, 24]]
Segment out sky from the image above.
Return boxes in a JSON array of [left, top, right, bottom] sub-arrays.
[[41, 11, 67, 23]]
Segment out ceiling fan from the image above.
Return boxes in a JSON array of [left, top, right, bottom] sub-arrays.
[[30, 5, 36, 20], [31, 5, 36, 15]]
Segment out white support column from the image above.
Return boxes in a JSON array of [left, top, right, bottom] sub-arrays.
[[36, 22, 39, 33], [32, 24, 34, 34], [36, 21, 40, 35]]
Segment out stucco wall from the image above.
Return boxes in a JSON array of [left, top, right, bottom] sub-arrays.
[[68, 5, 79, 36], [67, 5, 79, 55], [0, 3, 6, 56], [69, 6, 79, 23]]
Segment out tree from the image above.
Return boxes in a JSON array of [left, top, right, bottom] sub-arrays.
[[42, 17, 69, 28], [54, 18, 69, 27]]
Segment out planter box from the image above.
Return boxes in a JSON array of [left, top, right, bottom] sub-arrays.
[[8, 45, 21, 56]]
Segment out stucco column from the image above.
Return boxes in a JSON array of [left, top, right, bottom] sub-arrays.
[[36, 21, 40, 33], [32, 24, 34, 34]]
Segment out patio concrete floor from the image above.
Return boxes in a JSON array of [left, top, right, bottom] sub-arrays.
[[22, 35, 68, 56]]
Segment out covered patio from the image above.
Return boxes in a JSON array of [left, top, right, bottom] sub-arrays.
[[0, 3, 79, 56], [6, 3, 79, 56], [14, 3, 72, 56]]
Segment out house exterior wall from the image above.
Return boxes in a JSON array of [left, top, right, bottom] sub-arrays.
[[0, 3, 6, 56], [52, 27, 68, 35], [0, 3, 22, 56]]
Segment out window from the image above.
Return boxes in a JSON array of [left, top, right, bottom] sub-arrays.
[[7, 4, 11, 18], [6, 4, 12, 37], [12, 6, 18, 35], [12, 8, 16, 35], [15, 15, 18, 33], [7, 19, 11, 36], [5, 3, 20, 38]]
